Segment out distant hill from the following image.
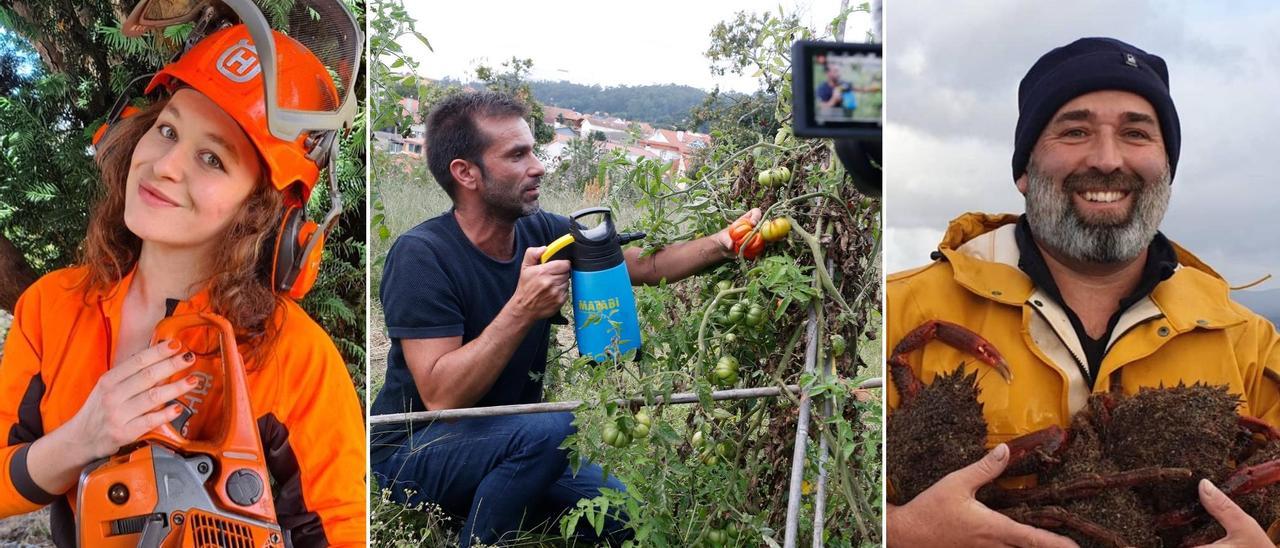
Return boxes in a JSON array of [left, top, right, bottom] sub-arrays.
[[528, 81, 707, 128], [1232, 288, 1280, 326]]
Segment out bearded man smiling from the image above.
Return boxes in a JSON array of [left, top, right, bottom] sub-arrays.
[[886, 38, 1280, 547]]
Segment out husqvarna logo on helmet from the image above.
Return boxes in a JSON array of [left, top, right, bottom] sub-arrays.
[[216, 39, 261, 83]]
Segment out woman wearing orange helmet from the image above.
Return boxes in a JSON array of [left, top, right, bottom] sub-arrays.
[[0, 22, 365, 546]]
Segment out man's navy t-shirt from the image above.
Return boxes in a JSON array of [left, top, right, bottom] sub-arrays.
[[370, 208, 571, 463]]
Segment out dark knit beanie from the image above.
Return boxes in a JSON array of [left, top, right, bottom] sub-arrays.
[[1012, 37, 1180, 181]]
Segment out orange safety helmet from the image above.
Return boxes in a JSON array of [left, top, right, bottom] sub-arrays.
[[145, 24, 339, 206], [132, 24, 340, 299]]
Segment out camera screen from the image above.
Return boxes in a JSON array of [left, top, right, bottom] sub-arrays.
[[812, 50, 882, 126]]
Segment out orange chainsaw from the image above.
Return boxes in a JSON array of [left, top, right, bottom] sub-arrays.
[[76, 312, 283, 547]]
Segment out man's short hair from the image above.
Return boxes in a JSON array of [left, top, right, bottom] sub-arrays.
[[425, 91, 530, 198]]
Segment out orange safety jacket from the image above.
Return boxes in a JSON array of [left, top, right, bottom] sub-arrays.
[[887, 213, 1280, 443], [0, 266, 366, 546]]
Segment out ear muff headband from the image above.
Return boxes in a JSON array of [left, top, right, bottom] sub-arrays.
[[91, 73, 157, 148]]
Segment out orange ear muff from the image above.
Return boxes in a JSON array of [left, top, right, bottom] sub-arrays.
[[270, 205, 326, 300], [287, 221, 325, 301], [91, 105, 142, 147]]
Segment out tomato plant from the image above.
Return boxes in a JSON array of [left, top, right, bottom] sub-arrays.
[[543, 7, 881, 547]]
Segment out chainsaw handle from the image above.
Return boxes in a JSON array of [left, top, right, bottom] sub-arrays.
[[141, 312, 254, 455]]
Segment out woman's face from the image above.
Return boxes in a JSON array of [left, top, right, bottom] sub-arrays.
[[123, 88, 262, 249]]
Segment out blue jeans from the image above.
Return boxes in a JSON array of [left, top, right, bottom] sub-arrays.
[[371, 412, 631, 547]]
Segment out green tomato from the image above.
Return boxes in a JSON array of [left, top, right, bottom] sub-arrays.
[[715, 280, 733, 294], [603, 423, 621, 446], [716, 441, 736, 459], [723, 332, 738, 345], [830, 334, 847, 357], [632, 411, 651, 437], [690, 430, 705, 449], [712, 370, 738, 388], [757, 169, 774, 186], [707, 529, 726, 546], [713, 356, 739, 381], [775, 166, 792, 183], [702, 452, 719, 466], [745, 303, 766, 327], [611, 430, 632, 448], [727, 302, 746, 324]]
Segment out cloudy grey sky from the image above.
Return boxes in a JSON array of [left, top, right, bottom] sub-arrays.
[[884, 0, 1280, 287], [400, 1, 871, 94]]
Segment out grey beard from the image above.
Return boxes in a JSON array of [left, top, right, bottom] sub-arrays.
[[1024, 166, 1171, 264]]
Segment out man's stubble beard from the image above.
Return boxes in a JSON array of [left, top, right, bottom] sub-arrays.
[[1024, 163, 1172, 265], [479, 171, 540, 221]]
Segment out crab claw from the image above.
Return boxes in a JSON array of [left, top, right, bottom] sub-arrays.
[[889, 320, 1012, 388]]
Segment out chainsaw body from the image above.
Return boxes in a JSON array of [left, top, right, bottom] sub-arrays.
[[76, 313, 283, 548]]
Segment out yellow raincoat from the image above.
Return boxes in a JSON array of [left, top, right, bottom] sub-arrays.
[[887, 212, 1280, 448]]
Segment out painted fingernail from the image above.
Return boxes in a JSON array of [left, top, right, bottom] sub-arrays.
[[171, 404, 183, 414], [167, 340, 181, 350], [182, 351, 195, 362], [187, 376, 199, 386]]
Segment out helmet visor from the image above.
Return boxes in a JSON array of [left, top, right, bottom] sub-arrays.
[[124, 0, 363, 141]]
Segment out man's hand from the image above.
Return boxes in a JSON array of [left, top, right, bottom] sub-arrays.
[[1193, 479, 1274, 547], [887, 444, 1079, 548], [714, 208, 763, 259], [510, 246, 570, 321]]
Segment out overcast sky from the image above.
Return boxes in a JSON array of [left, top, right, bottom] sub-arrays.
[[884, 0, 1280, 287], [399, 1, 872, 94]]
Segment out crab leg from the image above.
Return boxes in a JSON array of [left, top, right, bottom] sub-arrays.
[[983, 466, 1193, 507], [1238, 415, 1280, 441], [889, 320, 1013, 401], [1001, 506, 1129, 548], [1154, 458, 1280, 528], [1003, 426, 1070, 477]]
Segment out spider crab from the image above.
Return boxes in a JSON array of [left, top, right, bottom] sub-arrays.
[[888, 319, 1280, 547]]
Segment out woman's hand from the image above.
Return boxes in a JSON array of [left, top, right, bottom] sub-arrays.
[[27, 340, 199, 495], [70, 340, 200, 459]]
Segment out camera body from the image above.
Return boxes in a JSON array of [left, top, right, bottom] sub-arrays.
[[790, 40, 882, 140]]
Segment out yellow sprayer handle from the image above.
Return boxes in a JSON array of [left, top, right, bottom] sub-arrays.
[[542, 234, 575, 264]]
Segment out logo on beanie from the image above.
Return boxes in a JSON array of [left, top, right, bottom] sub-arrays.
[[1124, 53, 1138, 68], [217, 39, 261, 83]]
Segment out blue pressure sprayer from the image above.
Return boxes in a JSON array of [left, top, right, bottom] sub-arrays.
[[541, 207, 645, 361]]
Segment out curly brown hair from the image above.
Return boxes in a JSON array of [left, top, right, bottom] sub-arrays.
[[81, 96, 286, 364]]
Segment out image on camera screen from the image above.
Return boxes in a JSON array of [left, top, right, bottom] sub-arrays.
[[813, 51, 882, 125]]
